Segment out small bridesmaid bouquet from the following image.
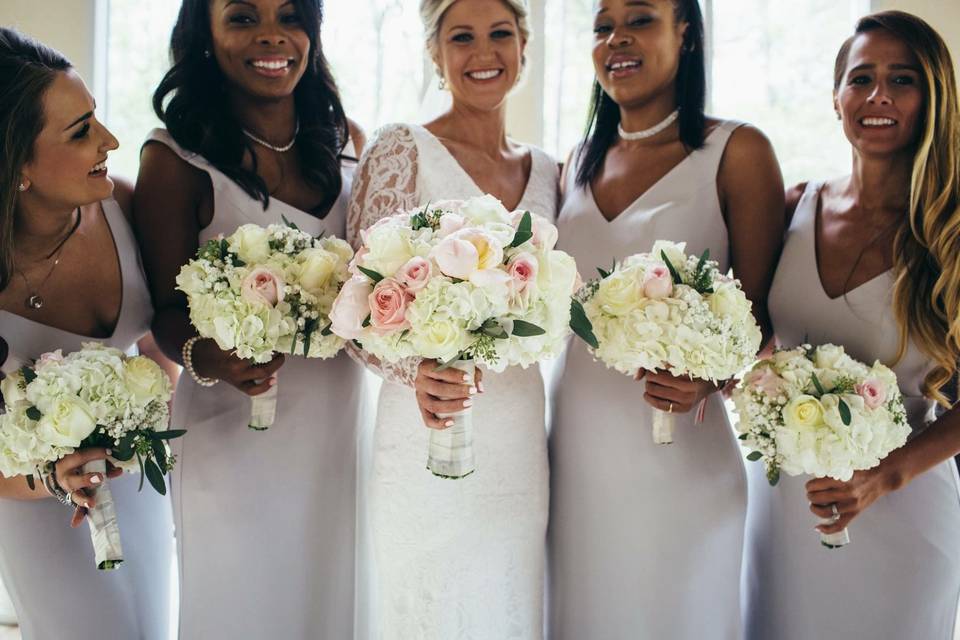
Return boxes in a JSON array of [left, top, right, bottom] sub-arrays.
[[571, 240, 761, 443], [177, 221, 353, 429], [731, 344, 911, 548], [0, 343, 183, 569], [331, 195, 579, 478]]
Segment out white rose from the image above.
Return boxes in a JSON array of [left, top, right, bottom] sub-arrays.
[[364, 225, 414, 276], [228, 224, 272, 264], [297, 248, 340, 296], [650, 240, 688, 272], [36, 396, 97, 447], [709, 280, 752, 320], [124, 356, 172, 404], [410, 316, 471, 361], [1, 371, 26, 407], [460, 194, 511, 225], [596, 270, 641, 317]]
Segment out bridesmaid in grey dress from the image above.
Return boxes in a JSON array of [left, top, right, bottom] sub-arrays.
[[0, 29, 173, 640], [548, 1, 784, 638], [744, 12, 960, 640], [135, 1, 366, 637]]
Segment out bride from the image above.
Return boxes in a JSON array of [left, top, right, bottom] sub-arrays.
[[347, 0, 557, 637]]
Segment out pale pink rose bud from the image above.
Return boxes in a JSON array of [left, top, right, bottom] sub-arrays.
[[510, 211, 559, 250], [855, 378, 888, 410], [438, 213, 466, 238], [368, 278, 413, 334], [430, 236, 479, 280], [744, 366, 785, 396], [398, 257, 432, 294], [508, 252, 539, 295], [35, 349, 65, 371], [642, 263, 673, 299], [241, 267, 285, 307], [330, 276, 373, 340]]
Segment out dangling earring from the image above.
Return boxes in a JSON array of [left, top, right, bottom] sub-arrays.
[[17, 182, 26, 192], [203, 48, 212, 59], [438, 76, 447, 91]]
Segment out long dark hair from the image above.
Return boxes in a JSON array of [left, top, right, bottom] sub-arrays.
[[576, 0, 706, 188], [153, 0, 348, 211], [0, 28, 71, 290]]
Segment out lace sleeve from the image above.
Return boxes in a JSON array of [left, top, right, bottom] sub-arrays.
[[345, 124, 422, 387]]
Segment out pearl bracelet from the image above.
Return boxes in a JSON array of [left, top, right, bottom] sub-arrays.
[[182, 336, 219, 387]]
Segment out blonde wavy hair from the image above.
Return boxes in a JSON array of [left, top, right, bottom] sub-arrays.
[[419, 0, 530, 64], [835, 11, 960, 406]]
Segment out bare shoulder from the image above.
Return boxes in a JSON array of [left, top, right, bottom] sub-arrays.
[[346, 117, 366, 155], [724, 123, 777, 161], [136, 140, 209, 199], [785, 182, 810, 220], [110, 175, 135, 222]]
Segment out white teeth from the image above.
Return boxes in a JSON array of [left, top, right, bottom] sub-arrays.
[[90, 161, 106, 173], [252, 60, 290, 70], [468, 69, 501, 80], [861, 117, 896, 126], [609, 60, 640, 71]]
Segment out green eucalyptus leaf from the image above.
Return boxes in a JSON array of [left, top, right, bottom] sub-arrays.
[[511, 320, 546, 337], [569, 299, 599, 349]]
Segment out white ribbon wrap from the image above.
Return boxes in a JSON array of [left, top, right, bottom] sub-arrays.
[[427, 359, 476, 479], [82, 459, 123, 570], [652, 408, 675, 445], [249, 378, 278, 430]]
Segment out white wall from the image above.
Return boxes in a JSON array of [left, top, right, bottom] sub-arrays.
[[0, 0, 101, 90], [872, 0, 960, 78]]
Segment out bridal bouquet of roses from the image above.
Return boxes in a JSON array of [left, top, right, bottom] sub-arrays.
[[731, 343, 910, 548], [331, 195, 578, 478], [571, 240, 762, 444], [177, 221, 353, 429], [0, 343, 182, 569]]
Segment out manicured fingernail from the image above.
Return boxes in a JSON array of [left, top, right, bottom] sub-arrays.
[[468, 386, 478, 395], [463, 399, 473, 408], [478, 380, 485, 393], [90, 475, 102, 484], [444, 420, 454, 427], [105, 449, 112, 456], [462, 374, 471, 382], [268, 377, 277, 387]]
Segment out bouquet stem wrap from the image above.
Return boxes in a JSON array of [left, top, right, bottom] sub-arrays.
[[427, 359, 476, 479], [652, 408, 675, 445], [249, 378, 278, 430], [819, 525, 851, 549], [83, 459, 123, 570]]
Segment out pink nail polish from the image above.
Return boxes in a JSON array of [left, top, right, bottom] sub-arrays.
[[478, 380, 485, 393], [444, 420, 454, 427], [462, 374, 470, 382], [90, 475, 102, 484], [463, 399, 473, 408], [269, 377, 277, 387], [468, 387, 478, 395]]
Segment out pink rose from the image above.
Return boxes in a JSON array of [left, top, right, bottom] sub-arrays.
[[855, 378, 888, 410], [508, 252, 539, 296], [241, 267, 285, 307], [35, 349, 65, 371], [398, 257, 432, 293], [642, 263, 674, 299], [368, 278, 413, 334], [330, 276, 373, 340], [438, 213, 466, 238], [430, 236, 479, 280], [744, 366, 785, 396], [511, 211, 558, 250]]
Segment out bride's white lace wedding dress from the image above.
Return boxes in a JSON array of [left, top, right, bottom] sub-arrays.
[[348, 123, 559, 640]]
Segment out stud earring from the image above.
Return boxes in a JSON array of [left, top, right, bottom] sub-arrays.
[[203, 49, 212, 59], [17, 183, 26, 192]]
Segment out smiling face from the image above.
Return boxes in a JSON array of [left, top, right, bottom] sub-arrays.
[[209, 0, 311, 101], [434, 0, 526, 112], [835, 29, 925, 157], [19, 69, 118, 210], [591, 0, 687, 109]]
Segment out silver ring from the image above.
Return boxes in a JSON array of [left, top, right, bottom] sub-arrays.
[[64, 492, 73, 507], [829, 503, 840, 524]]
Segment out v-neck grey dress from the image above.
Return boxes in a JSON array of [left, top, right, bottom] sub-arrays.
[[743, 181, 960, 640], [0, 199, 173, 640], [549, 121, 748, 640]]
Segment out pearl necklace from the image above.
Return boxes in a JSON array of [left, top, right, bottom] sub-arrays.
[[242, 120, 300, 153], [617, 110, 679, 141]]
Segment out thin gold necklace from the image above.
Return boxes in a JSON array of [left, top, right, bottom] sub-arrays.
[[14, 208, 82, 310]]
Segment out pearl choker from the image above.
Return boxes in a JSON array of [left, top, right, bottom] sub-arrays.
[[242, 120, 300, 153], [617, 110, 679, 141]]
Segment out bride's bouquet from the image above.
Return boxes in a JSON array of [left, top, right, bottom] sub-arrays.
[[571, 240, 762, 444], [0, 343, 182, 569], [731, 343, 910, 548], [331, 195, 578, 478], [177, 221, 353, 429]]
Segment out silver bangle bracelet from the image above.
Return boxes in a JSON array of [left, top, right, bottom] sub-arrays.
[[40, 462, 74, 507], [182, 336, 219, 387]]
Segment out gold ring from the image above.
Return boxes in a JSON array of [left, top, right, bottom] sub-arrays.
[[668, 402, 674, 414]]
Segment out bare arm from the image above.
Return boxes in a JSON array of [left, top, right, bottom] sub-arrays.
[[718, 124, 786, 350], [133, 141, 282, 396]]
